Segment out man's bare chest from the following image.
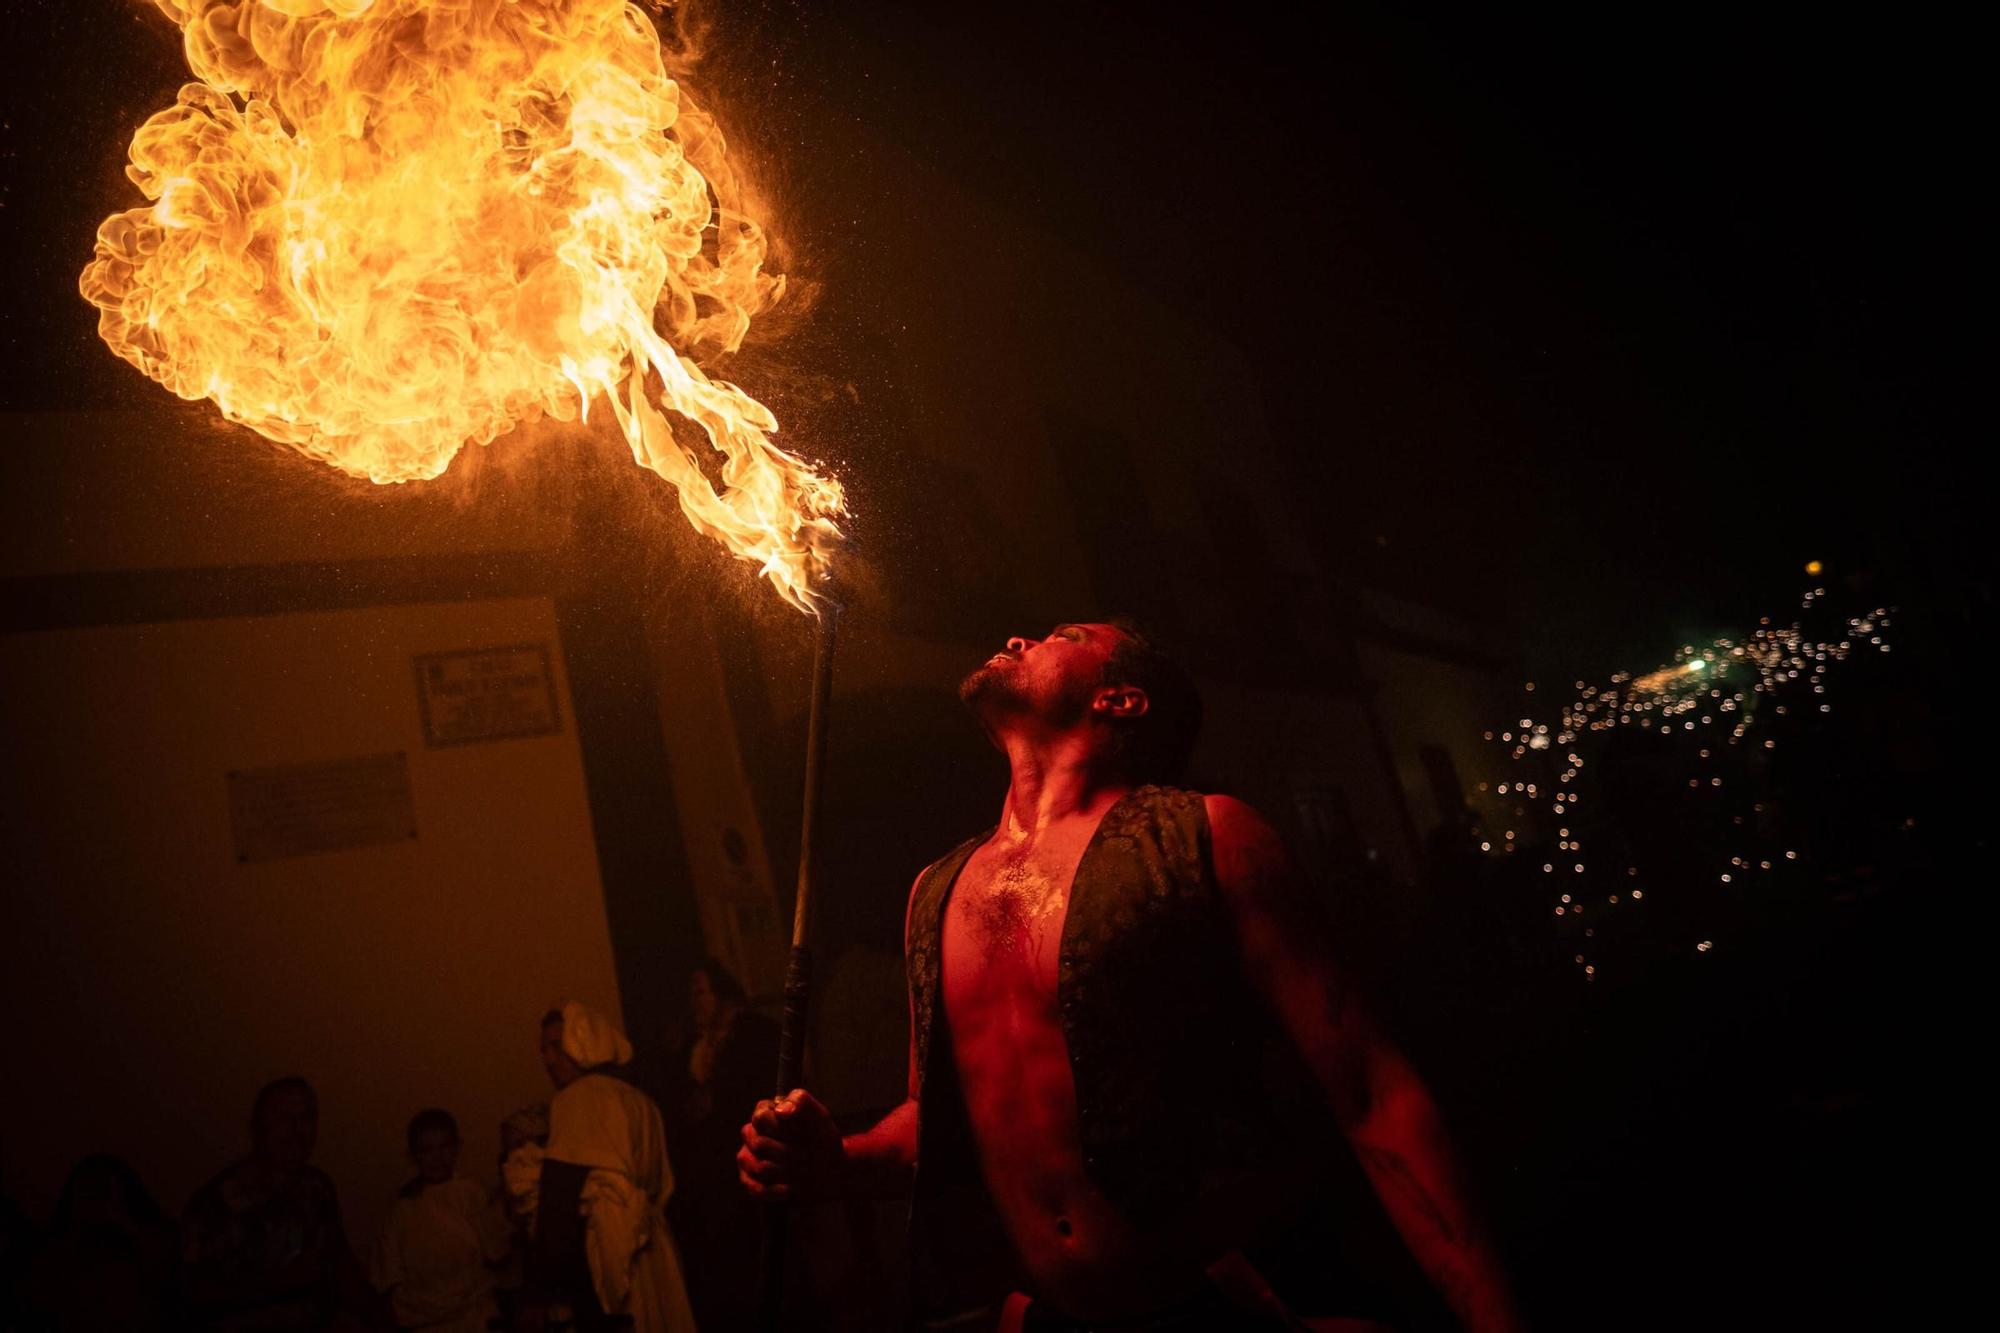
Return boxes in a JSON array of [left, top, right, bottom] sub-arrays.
[[942, 831, 1095, 991]]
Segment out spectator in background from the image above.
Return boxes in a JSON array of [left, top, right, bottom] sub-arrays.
[[526, 1001, 696, 1333], [497, 1106, 551, 1217], [492, 1103, 549, 1324], [670, 958, 777, 1333], [180, 1076, 371, 1332], [373, 1109, 509, 1333], [680, 960, 779, 1136], [17, 1154, 176, 1332]]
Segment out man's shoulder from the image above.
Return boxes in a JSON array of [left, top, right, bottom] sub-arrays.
[[1101, 784, 1233, 843], [1198, 790, 1274, 829], [1127, 782, 1237, 819]]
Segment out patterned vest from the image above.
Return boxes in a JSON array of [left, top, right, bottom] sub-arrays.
[[905, 786, 1290, 1313]]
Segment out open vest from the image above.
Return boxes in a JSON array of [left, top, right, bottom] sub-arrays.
[[905, 785, 1291, 1314]]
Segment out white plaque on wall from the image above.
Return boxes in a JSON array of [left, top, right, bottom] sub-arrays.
[[413, 643, 562, 747]]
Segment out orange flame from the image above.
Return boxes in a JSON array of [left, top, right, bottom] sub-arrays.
[[79, 0, 843, 612]]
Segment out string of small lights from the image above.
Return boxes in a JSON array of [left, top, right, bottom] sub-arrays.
[[1472, 583, 1895, 980]]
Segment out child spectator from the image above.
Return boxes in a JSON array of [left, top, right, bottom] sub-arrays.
[[373, 1109, 509, 1333]]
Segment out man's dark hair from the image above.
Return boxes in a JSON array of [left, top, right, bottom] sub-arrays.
[[251, 1076, 316, 1125], [1099, 618, 1203, 784], [407, 1108, 459, 1151]]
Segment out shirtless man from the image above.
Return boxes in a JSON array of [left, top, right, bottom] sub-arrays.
[[739, 622, 1522, 1331]]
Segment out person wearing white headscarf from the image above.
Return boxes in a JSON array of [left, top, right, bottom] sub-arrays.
[[535, 999, 697, 1333]]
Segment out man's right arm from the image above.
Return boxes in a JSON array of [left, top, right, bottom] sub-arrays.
[[738, 871, 926, 1203], [837, 1096, 918, 1196], [738, 1084, 918, 1203]]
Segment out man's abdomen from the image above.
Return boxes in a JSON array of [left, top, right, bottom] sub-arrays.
[[946, 970, 1206, 1320]]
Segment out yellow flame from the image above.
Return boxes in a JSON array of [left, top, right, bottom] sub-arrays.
[[79, 0, 843, 612]]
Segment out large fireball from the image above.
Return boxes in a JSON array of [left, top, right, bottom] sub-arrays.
[[80, 0, 843, 610]]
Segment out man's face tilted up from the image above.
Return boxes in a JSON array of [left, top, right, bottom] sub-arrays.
[[958, 623, 1143, 738]]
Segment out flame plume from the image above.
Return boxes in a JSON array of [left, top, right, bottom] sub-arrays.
[[80, 0, 844, 612]]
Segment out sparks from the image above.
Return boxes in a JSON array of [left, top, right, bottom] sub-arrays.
[[1472, 591, 1895, 978]]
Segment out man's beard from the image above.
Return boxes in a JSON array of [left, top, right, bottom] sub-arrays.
[[959, 662, 1090, 729], [958, 661, 1013, 706]]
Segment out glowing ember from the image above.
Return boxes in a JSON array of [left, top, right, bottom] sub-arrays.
[[79, 0, 843, 612]]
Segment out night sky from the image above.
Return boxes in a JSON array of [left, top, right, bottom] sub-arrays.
[[0, 1, 1971, 676]]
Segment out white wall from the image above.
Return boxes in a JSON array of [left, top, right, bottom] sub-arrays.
[[0, 595, 621, 1252]]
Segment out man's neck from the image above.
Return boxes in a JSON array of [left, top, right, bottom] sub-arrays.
[[995, 728, 1129, 841]]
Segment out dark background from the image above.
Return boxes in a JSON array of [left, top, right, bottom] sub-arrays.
[[0, 3, 1973, 1328], [1, 1, 1975, 674]]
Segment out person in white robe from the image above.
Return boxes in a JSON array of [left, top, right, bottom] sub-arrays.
[[534, 999, 698, 1333], [373, 1109, 511, 1333]]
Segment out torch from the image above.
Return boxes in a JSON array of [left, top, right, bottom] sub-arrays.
[[759, 589, 838, 1330]]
